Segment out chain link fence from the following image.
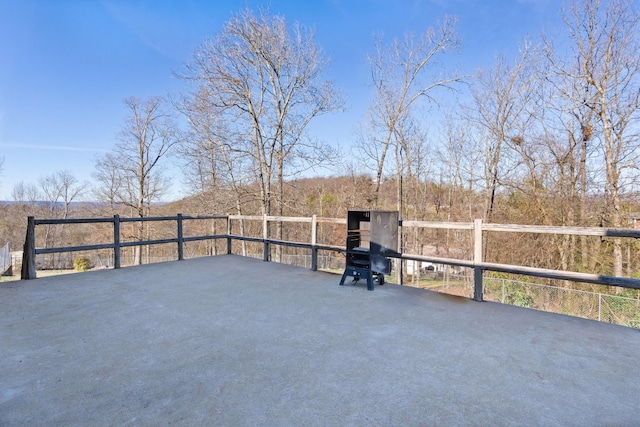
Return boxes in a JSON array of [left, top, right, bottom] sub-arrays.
[[482, 277, 640, 329], [402, 268, 640, 329]]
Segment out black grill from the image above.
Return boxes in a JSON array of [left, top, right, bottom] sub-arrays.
[[339, 210, 399, 290]]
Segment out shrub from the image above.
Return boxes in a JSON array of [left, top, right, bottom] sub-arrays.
[[73, 256, 92, 272]]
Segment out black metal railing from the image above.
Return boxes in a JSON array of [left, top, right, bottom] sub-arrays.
[[21, 214, 640, 302]]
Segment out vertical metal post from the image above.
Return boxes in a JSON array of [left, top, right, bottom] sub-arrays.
[[226, 216, 232, 255], [177, 213, 184, 261], [21, 216, 36, 280], [263, 214, 269, 262], [311, 214, 318, 271], [113, 214, 121, 269], [598, 293, 602, 321], [443, 265, 447, 288], [473, 218, 483, 301]]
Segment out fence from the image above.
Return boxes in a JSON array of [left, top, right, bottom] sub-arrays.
[[484, 278, 640, 328], [20, 214, 347, 279], [21, 213, 640, 304], [417, 274, 640, 328]]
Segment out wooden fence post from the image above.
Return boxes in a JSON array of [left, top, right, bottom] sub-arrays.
[[473, 218, 484, 301], [398, 219, 404, 286], [226, 216, 232, 255], [21, 216, 36, 280], [177, 213, 184, 261], [311, 214, 318, 271], [263, 214, 269, 262], [113, 214, 121, 269]]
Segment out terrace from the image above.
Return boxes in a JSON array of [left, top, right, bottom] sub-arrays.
[[2, 254, 639, 425]]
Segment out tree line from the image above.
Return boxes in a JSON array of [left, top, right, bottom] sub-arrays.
[[3, 0, 640, 280]]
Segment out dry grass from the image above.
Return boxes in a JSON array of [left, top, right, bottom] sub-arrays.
[[0, 269, 80, 282]]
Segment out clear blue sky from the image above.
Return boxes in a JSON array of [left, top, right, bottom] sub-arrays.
[[0, 0, 558, 201]]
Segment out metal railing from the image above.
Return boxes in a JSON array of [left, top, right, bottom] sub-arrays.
[[21, 214, 640, 303]]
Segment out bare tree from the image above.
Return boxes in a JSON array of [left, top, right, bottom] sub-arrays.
[[176, 91, 252, 215], [93, 153, 124, 212], [546, 0, 640, 277], [94, 96, 179, 265], [180, 7, 343, 219], [178, 7, 343, 263], [11, 181, 40, 206], [362, 16, 465, 209], [467, 43, 540, 222], [436, 114, 483, 221], [37, 171, 87, 267], [525, 51, 597, 272], [39, 171, 87, 219], [176, 93, 253, 255]]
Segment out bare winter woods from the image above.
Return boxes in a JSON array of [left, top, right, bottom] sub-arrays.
[[3, 0, 640, 278]]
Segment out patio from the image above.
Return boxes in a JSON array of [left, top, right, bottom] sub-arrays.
[[1, 255, 639, 426]]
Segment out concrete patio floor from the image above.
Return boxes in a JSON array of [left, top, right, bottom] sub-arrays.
[[1, 254, 639, 426]]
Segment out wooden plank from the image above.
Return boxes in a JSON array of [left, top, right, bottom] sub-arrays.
[[314, 217, 344, 224], [182, 215, 228, 220], [265, 239, 312, 249], [35, 217, 115, 225], [34, 215, 225, 225], [182, 235, 225, 242], [395, 253, 474, 268], [119, 216, 178, 223], [229, 215, 263, 221], [120, 238, 178, 247], [227, 235, 264, 243], [36, 243, 114, 254], [483, 223, 640, 238], [267, 215, 313, 223], [228, 215, 313, 223], [481, 261, 640, 289], [401, 220, 474, 230], [314, 244, 345, 252]]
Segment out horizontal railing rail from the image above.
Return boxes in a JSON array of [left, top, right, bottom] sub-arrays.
[[20, 214, 640, 300]]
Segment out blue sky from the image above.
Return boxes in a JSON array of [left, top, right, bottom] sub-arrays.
[[0, 0, 559, 201]]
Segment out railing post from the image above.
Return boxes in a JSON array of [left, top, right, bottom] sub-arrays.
[[226, 215, 232, 255], [398, 220, 403, 286], [598, 293, 602, 321], [113, 214, 121, 269], [21, 216, 36, 280], [210, 217, 217, 256], [263, 214, 269, 262], [311, 214, 318, 271], [177, 213, 184, 261], [473, 218, 483, 301]]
